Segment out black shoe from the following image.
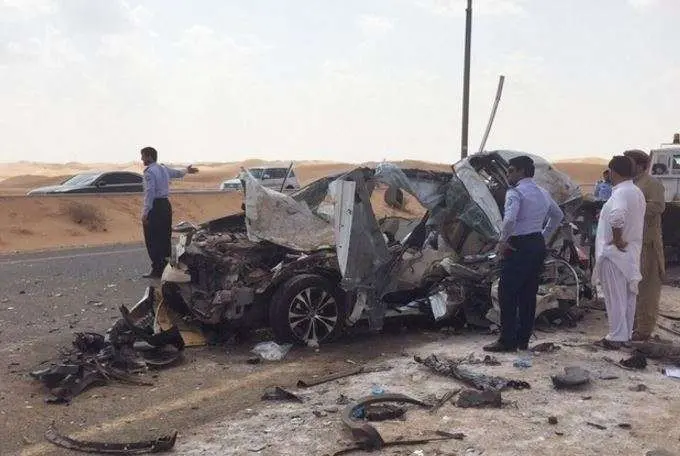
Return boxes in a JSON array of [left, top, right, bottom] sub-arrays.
[[142, 270, 162, 279], [483, 340, 517, 353], [518, 343, 529, 350]]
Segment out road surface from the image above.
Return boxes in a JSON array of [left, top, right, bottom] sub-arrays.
[[0, 244, 435, 455]]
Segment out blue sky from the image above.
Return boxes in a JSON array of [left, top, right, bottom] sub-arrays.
[[0, 0, 678, 164]]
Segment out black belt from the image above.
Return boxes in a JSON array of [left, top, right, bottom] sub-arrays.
[[509, 232, 542, 240]]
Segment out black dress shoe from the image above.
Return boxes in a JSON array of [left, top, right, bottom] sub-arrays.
[[483, 340, 517, 353], [142, 270, 162, 279]]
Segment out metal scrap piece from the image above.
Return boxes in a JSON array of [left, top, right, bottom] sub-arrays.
[[340, 393, 431, 450], [296, 366, 391, 388], [364, 403, 406, 421], [631, 340, 680, 364], [261, 386, 302, 403], [414, 354, 530, 391], [45, 424, 177, 454], [331, 431, 459, 456], [297, 367, 363, 388], [429, 388, 461, 414]]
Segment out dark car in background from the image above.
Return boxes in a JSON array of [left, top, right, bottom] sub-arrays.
[[27, 171, 143, 195]]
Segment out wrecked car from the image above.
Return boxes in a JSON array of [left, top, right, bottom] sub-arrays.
[[137, 151, 591, 345]]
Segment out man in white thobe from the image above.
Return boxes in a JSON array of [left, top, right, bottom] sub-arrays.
[[593, 155, 646, 347]]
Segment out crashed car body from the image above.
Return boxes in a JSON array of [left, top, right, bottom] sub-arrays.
[[153, 151, 590, 345]]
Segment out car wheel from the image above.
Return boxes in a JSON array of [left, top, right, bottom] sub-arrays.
[[269, 274, 345, 344]]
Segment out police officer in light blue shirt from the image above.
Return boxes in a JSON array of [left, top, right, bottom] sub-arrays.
[[594, 169, 613, 201], [484, 155, 564, 352], [140, 146, 198, 278]]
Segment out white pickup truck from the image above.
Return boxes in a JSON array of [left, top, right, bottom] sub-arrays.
[[648, 133, 680, 260]]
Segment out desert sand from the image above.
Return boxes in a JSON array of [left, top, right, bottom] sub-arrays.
[[0, 159, 602, 253]]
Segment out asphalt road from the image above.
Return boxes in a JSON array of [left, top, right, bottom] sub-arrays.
[[0, 244, 436, 456], [0, 243, 150, 354]]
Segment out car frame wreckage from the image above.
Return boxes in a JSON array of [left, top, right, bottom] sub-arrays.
[[149, 150, 592, 346], [30, 151, 593, 406]]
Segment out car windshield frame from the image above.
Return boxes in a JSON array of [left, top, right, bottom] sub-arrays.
[[247, 168, 265, 179], [60, 173, 101, 187]]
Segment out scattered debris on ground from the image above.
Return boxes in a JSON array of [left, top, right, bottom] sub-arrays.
[[429, 388, 461, 413], [629, 383, 649, 392], [530, 342, 561, 353], [29, 318, 183, 403], [631, 340, 680, 364], [414, 354, 531, 390], [620, 352, 648, 370], [456, 389, 502, 408], [251, 341, 293, 361], [297, 365, 391, 388], [551, 366, 591, 389], [338, 393, 458, 453], [261, 386, 303, 403], [45, 423, 177, 454], [585, 421, 607, 430]]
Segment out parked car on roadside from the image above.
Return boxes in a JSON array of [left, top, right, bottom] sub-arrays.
[[219, 166, 300, 192], [27, 171, 144, 195]]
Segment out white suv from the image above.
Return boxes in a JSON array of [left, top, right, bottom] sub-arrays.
[[220, 166, 301, 192]]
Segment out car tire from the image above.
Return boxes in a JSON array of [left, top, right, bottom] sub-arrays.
[[269, 274, 346, 344]]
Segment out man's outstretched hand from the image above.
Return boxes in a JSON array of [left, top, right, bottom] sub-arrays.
[[186, 165, 199, 174]]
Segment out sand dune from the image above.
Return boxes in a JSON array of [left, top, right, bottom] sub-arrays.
[[0, 158, 597, 253], [0, 160, 454, 195]]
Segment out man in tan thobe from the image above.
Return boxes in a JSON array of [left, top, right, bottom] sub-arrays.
[[624, 150, 666, 341]]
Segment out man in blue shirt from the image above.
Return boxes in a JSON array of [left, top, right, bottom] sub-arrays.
[[141, 146, 198, 278], [594, 170, 613, 201], [484, 156, 564, 352]]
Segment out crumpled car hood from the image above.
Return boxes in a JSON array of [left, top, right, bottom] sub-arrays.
[[242, 170, 336, 251]]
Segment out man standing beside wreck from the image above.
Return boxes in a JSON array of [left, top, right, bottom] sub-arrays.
[[623, 150, 665, 341], [593, 155, 646, 348], [140, 146, 198, 279], [484, 156, 564, 353]]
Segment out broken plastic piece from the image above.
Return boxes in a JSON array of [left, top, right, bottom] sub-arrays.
[[662, 367, 680, 379], [251, 341, 293, 361], [551, 366, 591, 389]]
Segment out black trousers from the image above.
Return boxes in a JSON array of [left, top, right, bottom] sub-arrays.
[[498, 232, 546, 348], [143, 198, 172, 274]]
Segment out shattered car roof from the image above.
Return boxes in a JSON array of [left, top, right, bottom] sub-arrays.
[[241, 152, 582, 252]]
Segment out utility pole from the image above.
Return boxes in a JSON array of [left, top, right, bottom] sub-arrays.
[[461, 0, 472, 159]]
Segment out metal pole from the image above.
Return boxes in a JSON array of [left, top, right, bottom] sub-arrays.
[[279, 161, 295, 192], [461, 0, 472, 159], [478, 75, 505, 153]]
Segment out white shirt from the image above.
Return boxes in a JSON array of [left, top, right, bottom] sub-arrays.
[[142, 163, 186, 216], [499, 178, 564, 242], [593, 179, 646, 293]]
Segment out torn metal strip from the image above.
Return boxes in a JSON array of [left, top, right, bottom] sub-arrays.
[[45, 424, 177, 454], [340, 393, 433, 451]]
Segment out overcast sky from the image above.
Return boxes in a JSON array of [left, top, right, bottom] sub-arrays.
[[1, 0, 678, 164]]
